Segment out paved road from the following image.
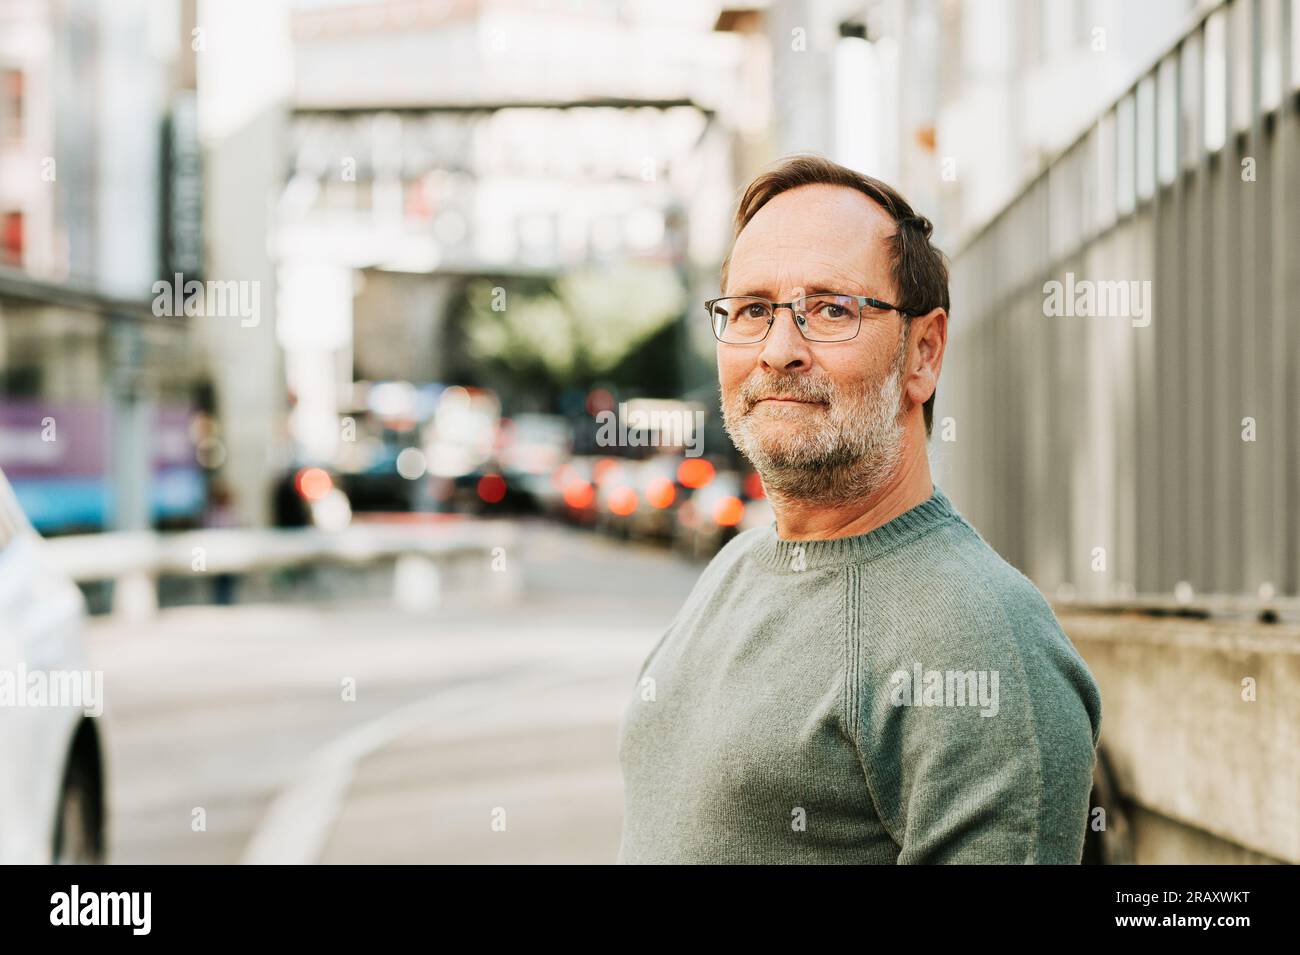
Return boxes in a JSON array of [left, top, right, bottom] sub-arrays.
[[87, 521, 704, 864]]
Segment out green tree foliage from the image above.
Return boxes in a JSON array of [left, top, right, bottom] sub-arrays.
[[464, 262, 685, 398]]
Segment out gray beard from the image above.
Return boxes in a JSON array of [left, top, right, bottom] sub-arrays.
[[721, 343, 908, 508]]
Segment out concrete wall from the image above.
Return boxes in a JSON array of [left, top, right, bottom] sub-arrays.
[[1061, 609, 1298, 864]]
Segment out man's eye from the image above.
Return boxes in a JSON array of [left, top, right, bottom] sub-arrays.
[[810, 302, 847, 319], [742, 304, 769, 318]]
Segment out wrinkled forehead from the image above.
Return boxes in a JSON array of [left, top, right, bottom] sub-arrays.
[[725, 184, 896, 298]]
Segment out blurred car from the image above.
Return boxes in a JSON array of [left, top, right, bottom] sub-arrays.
[[551, 456, 600, 526], [673, 468, 769, 559], [424, 386, 500, 484], [338, 446, 418, 513], [592, 457, 641, 539], [439, 467, 536, 515], [623, 454, 684, 541], [335, 380, 439, 514], [0, 467, 106, 863], [272, 464, 352, 530], [498, 413, 572, 512], [620, 453, 726, 542]]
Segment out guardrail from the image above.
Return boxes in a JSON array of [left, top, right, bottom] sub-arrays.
[[1053, 593, 1300, 625], [43, 523, 518, 618]]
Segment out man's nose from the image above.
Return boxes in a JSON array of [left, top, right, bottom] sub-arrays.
[[757, 306, 812, 372]]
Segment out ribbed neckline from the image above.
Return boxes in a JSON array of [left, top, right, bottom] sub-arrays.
[[749, 484, 959, 573]]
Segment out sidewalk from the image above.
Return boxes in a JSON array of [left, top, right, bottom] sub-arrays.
[[316, 666, 631, 864]]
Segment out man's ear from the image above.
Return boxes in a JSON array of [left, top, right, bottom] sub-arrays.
[[906, 307, 947, 409]]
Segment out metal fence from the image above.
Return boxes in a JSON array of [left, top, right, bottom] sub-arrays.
[[939, 0, 1300, 602]]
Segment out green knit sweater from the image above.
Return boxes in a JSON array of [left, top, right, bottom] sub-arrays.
[[616, 484, 1102, 864]]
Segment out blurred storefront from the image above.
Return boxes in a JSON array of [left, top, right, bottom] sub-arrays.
[[0, 0, 215, 533]]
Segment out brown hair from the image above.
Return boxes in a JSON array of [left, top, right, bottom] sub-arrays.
[[720, 154, 949, 437]]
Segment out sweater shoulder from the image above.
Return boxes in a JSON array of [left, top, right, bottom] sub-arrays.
[[865, 516, 1064, 644], [849, 516, 1102, 743]]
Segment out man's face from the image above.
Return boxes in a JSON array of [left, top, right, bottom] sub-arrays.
[[718, 183, 910, 506]]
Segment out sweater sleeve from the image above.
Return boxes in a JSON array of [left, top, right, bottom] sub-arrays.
[[851, 584, 1102, 864]]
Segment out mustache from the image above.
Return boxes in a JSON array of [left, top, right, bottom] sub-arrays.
[[738, 374, 835, 410]]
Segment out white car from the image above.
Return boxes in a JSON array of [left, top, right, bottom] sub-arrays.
[[0, 467, 106, 863]]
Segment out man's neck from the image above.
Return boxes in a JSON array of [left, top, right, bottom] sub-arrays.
[[767, 431, 934, 541]]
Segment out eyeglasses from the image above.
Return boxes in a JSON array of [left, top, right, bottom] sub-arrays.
[[704, 293, 922, 344]]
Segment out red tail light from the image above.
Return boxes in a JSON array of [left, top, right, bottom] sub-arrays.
[[296, 467, 333, 502], [563, 479, 595, 509], [713, 495, 744, 527], [609, 486, 638, 516], [646, 476, 676, 509], [477, 473, 507, 503], [678, 458, 715, 489]]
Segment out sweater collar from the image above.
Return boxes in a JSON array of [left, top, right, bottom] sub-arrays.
[[750, 484, 959, 572]]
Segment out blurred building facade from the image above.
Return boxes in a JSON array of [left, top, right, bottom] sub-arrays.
[[0, 0, 210, 533], [941, 0, 1300, 602], [716, 0, 1208, 243], [274, 0, 744, 464]]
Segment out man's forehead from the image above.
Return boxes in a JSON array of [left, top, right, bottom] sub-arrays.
[[726, 185, 895, 294]]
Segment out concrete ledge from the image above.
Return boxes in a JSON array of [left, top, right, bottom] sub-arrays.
[[1058, 609, 1299, 863]]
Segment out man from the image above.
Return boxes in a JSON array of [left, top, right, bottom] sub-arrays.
[[616, 154, 1102, 864]]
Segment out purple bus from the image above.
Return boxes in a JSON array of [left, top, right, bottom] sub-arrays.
[[0, 400, 205, 533]]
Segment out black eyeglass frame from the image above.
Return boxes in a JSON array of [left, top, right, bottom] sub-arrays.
[[703, 293, 927, 343]]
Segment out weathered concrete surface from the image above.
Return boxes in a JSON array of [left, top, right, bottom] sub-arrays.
[[1059, 610, 1299, 864]]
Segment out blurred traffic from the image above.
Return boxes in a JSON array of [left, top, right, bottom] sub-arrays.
[[259, 380, 772, 559]]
